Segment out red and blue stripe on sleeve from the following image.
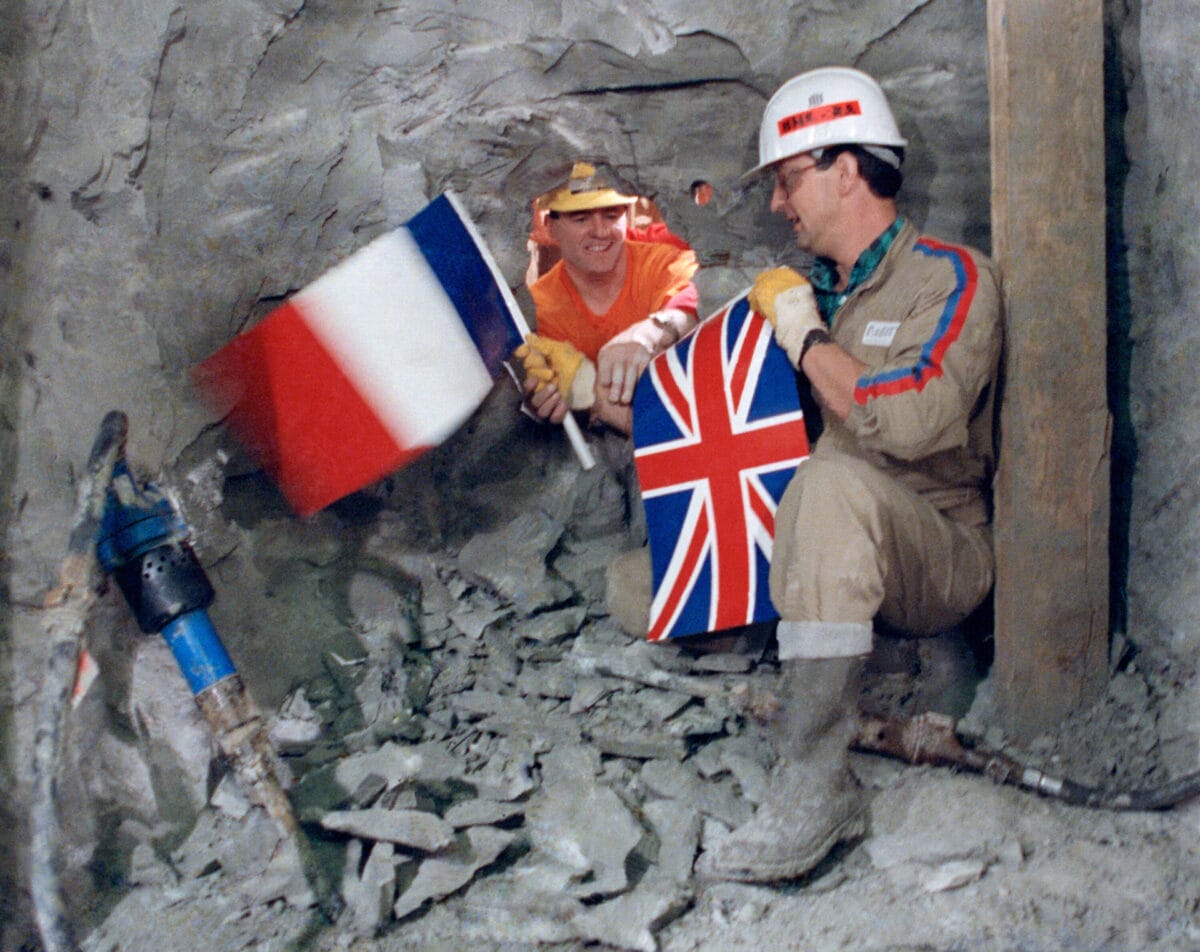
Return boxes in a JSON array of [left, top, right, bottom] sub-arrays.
[[853, 237, 978, 404]]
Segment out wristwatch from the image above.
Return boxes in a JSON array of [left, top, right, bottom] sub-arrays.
[[799, 327, 833, 365], [650, 313, 682, 346]]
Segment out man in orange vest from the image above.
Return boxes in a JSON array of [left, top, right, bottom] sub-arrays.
[[517, 162, 699, 433]]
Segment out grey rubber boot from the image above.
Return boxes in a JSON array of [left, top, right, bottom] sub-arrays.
[[694, 655, 866, 882]]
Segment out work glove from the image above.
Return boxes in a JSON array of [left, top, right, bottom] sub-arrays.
[[749, 266, 826, 368], [597, 309, 696, 404], [515, 333, 596, 411]]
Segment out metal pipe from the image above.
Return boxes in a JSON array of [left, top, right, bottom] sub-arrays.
[[95, 446, 343, 920]]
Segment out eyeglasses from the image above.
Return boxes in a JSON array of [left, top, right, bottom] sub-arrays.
[[774, 162, 821, 197]]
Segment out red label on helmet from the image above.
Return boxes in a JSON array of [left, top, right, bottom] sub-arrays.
[[777, 99, 863, 136]]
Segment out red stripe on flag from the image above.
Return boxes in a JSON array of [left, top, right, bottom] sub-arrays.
[[748, 479, 775, 537], [727, 312, 762, 407], [656, 352, 693, 425], [195, 301, 429, 515]]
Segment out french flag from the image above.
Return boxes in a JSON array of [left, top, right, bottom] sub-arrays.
[[195, 193, 525, 515]]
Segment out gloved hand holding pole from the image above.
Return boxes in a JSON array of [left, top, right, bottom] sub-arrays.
[[516, 333, 597, 412]]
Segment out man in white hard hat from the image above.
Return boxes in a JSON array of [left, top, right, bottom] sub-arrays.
[[695, 67, 1003, 882], [517, 161, 699, 434]]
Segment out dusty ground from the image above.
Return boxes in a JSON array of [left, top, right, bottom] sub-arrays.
[[74, 659, 1200, 952], [72, 621, 1200, 948]]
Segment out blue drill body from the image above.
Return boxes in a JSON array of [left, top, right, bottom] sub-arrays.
[[96, 458, 236, 694]]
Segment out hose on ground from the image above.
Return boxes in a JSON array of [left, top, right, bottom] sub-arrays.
[[30, 411, 128, 952]]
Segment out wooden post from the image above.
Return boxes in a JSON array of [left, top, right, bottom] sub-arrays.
[[988, 0, 1110, 740]]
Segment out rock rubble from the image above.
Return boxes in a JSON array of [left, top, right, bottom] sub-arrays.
[[82, 447, 789, 950]]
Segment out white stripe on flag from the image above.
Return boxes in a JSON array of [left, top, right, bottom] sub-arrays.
[[298, 229, 495, 448]]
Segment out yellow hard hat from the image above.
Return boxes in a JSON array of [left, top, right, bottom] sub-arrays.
[[539, 162, 638, 213]]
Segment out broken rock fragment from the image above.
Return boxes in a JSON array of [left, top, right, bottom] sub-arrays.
[[455, 510, 572, 613], [919, 857, 988, 893], [340, 839, 397, 938], [572, 885, 692, 952], [527, 744, 646, 899], [443, 798, 525, 828], [587, 729, 688, 762], [449, 600, 511, 640], [268, 686, 323, 751], [639, 758, 755, 829], [392, 826, 515, 920], [320, 807, 456, 852], [334, 740, 466, 794], [516, 605, 589, 644], [458, 872, 583, 944]]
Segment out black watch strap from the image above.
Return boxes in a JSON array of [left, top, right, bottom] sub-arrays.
[[799, 327, 833, 365]]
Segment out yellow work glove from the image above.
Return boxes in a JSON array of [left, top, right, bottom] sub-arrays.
[[515, 333, 596, 410], [748, 267, 826, 368], [749, 267, 808, 323]]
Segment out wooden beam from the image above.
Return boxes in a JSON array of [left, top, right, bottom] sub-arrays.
[[988, 0, 1110, 740]]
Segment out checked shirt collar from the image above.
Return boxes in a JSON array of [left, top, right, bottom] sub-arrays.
[[810, 216, 905, 325]]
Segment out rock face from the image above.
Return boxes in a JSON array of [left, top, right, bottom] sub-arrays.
[[1, 0, 991, 596], [75, 485, 790, 949], [3, 1, 1200, 949], [1123, 10, 1200, 641]]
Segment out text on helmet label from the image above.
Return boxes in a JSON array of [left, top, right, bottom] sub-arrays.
[[777, 99, 863, 136]]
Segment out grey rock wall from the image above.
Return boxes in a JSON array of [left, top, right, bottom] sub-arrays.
[[1115, 0, 1200, 773], [1123, 0, 1200, 651]]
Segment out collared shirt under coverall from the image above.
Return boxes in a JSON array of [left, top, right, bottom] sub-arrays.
[[770, 219, 1003, 661]]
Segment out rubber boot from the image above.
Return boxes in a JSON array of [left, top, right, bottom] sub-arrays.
[[695, 655, 866, 882]]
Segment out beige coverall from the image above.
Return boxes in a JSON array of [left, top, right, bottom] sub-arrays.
[[771, 221, 1003, 661]]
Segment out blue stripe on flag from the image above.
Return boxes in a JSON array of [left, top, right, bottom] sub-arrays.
[[724, 298, 804, 422], [758, 466, 795, 503], [406, 195, 524, 376], [753, 548, 773, 621]]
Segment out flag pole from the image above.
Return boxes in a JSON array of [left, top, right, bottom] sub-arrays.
[[444, 192, 596, 471]]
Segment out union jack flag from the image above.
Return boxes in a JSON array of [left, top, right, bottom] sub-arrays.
[[632, 293, 811, 641]]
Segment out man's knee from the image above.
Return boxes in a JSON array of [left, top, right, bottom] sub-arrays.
[[605, 546, 652, 636], [771, 455, 902, 626], [773, 455, 887, 581], [779, 454, 887, 534]]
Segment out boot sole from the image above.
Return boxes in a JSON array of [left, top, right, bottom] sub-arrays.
[[695, 807, 867, 884]]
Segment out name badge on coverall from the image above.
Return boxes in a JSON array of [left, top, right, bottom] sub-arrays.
[[862, 320, 900, 347]]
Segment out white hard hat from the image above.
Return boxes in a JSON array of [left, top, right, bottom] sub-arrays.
[[746, 66, 908, 179]]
